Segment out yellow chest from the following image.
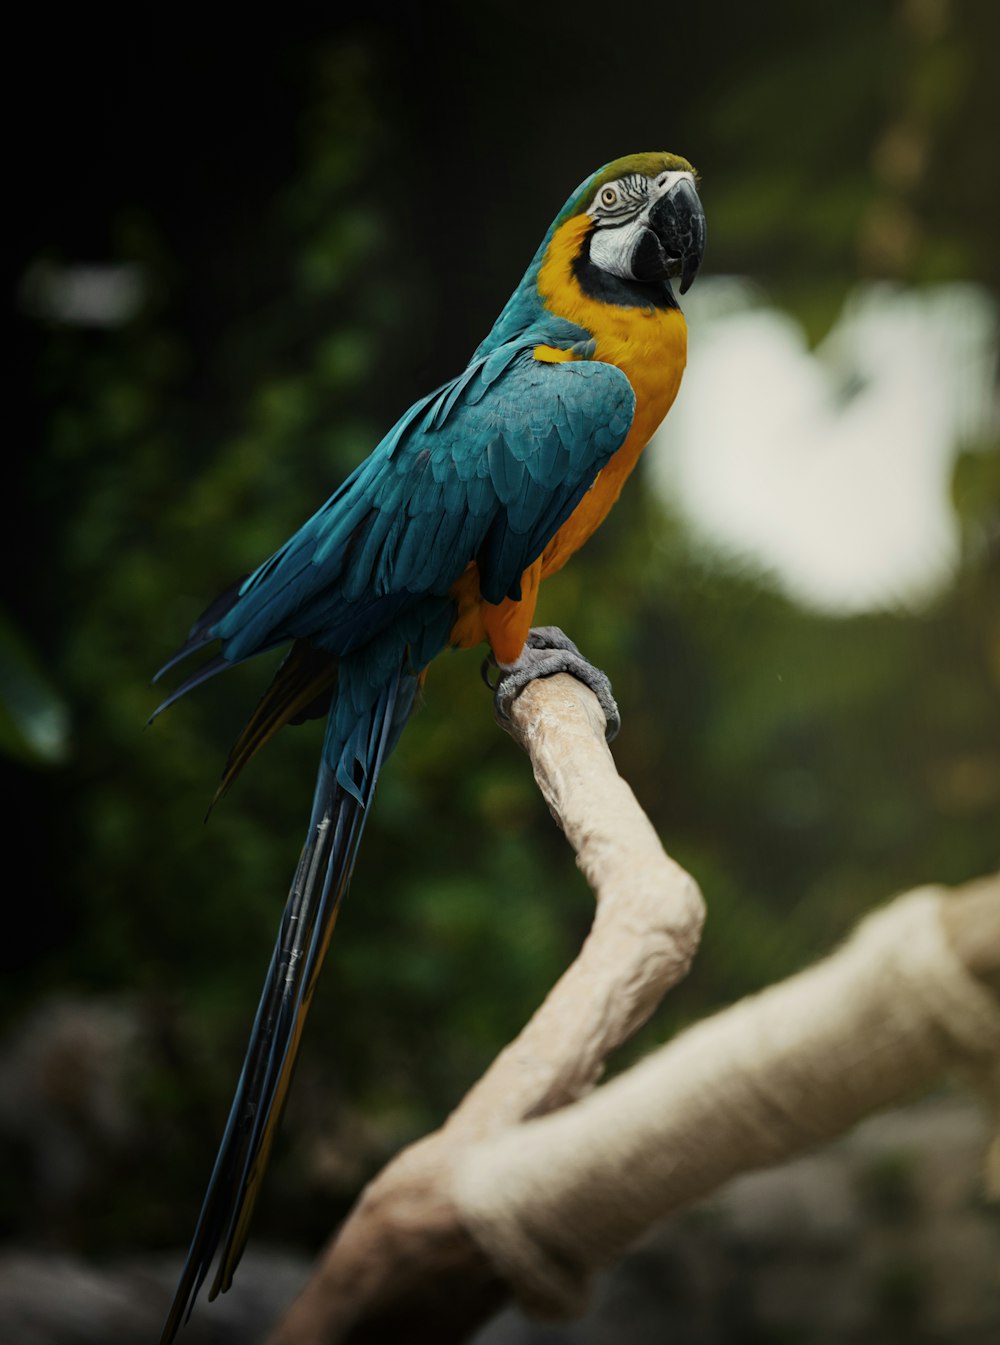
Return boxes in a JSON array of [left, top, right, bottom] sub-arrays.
[[534, 215, 688, 575], [447, 215, 688, 661]]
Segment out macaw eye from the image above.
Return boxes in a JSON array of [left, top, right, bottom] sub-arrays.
[[600, 186, 619, 208]]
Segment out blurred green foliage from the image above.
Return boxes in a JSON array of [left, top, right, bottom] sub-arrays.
[[6, 0, 998, 1262], [0, 608, 70, 765]]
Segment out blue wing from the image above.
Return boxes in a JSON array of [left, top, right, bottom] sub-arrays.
[[208, 339, 635, 666]]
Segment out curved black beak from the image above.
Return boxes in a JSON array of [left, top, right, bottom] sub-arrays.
[[649, 176, 706, 295]]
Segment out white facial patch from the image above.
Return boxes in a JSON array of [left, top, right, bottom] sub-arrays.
[[586, 170, 697, 278], [588, 217, 651, 279], [586, 169, 695, 224], [652, 169, 695, 197]]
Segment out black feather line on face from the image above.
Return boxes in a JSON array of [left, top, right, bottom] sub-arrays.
[[591, 173, 652, 227]]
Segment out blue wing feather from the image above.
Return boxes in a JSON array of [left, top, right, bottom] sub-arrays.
[[204, 335, 634, 669]]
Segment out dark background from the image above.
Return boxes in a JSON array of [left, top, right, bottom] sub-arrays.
[[4, 2, 999, 1340]]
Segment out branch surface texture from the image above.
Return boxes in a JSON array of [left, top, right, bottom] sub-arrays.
[[267, 674, 999, 1345], [448, 673, 706, 1137], [267, 673, 705, 1344], [452, 874, 1000, 1316]]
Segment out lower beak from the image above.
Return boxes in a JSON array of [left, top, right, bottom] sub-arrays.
[[649, 176, 706, 295]]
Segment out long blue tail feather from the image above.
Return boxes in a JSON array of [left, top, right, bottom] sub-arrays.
[[159, 662, 414, 1344], [147, 654, 233, 724]]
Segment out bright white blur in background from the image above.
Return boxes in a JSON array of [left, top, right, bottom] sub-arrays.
[[648, 279, 999, 613]]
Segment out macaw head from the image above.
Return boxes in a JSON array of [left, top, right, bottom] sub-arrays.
[[564, 151, 706, 298]]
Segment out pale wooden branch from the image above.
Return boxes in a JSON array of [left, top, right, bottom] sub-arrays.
[[446, 674, 705, 1138], [266, 675, 1000, 1345], [452, 874, 1000, 1317], [267, 674, 706, 1344]]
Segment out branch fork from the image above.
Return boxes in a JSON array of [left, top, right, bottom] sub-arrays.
[[265, 675, 1000, 1345]]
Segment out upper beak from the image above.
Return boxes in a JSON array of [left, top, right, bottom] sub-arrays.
[[649, 176, 706, 295]]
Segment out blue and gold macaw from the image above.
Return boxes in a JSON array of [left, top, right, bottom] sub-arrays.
[[156, 151, 705, 1340]]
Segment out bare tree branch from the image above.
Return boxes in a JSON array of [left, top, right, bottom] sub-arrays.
[[266, 676, 1000, 1345], [447, 674, 706, 1138], [267, 674, 705, 1344], [453, 875, 1000, 1317]]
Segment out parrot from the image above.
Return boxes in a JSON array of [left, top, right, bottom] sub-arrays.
[[155, 150, 705, 1341]]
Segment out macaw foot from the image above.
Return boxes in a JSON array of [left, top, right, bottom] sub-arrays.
[[482, 625, 621, 742]]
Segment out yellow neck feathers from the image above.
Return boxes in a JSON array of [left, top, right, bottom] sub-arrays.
[[536, 215, 687, 377], [532, 215, 688, 577], [449, 216, 690, 661]]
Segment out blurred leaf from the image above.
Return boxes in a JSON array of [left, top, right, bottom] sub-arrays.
[[0, 609, 70, 764]]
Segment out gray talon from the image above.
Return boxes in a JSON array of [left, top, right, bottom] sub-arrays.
[[524, 625, 582, 655], [489, 626, 620, 742], [480, 653, 500, 691]]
